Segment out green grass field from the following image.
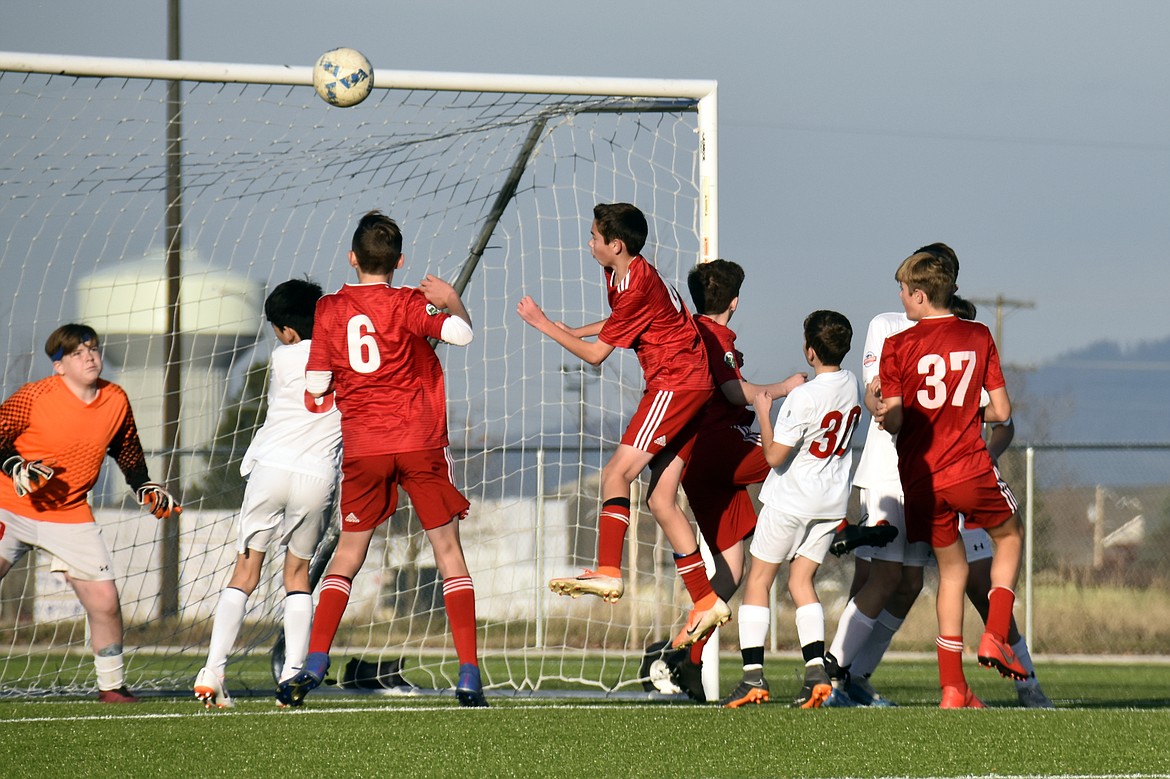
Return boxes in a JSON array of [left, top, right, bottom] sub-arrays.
[[2, 658, 1169, 778]]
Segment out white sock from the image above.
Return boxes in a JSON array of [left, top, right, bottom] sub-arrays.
[[737, 603, 771, 657], [1012, 635, 1038, 688], [849, 609, 902, 679], [280, 592, 315, 681], [93, 652, 125, 691], [206, 587, 249, 676], [828, 599, 877, 668], [793, 603, 825, 651]]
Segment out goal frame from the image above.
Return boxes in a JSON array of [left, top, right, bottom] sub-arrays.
[[0, 50, 720, 700]]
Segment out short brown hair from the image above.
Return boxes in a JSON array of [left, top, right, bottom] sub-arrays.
[[804, 310, 852, 367], [687, 259, 744, 315], [351, 210, 404, 275], [593, 203, 648, 256], [45, 323, 99, 362]]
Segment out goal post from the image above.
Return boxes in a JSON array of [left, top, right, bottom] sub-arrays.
[[0, 51, 717, 699]]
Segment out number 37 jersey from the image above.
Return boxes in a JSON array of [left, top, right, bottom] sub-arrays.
[[307, 282, 451, 457], [879, 315, 1005, 494], [758, 369, 861, 519]]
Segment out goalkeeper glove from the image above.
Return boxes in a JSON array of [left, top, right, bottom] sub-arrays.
[[2, 456, 55, 498], [136, 482, 182, 520]]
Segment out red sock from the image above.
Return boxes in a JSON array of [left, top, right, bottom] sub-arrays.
[[689, 632, 709, 664], [307, 575, 351, 655], [674, 551, 715, 605], [986, 587, 1015, 641], [597, 498, 631, 570], [443, 575, 479, 667], [936, 635, 966, 689]]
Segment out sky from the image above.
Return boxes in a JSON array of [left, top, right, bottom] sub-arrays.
[[2, 0, 1169, 372]]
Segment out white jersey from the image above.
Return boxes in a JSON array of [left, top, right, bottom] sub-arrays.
[[758, 369, 861, 519], [241, 340, 343, 481], [852, 312, 913, 489]]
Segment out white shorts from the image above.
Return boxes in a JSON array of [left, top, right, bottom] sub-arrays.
[[238, 465, 337, 560], [750, 504, 840, 565], [0, 509, 116, 581], [854, 485, 933, 567], [924, 518, 994, 568], [959, 515, 994, 563]]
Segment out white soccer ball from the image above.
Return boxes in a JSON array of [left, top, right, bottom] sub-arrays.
[[313, 47, 374, 108]]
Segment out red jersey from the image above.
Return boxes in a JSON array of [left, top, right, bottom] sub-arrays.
[[0, 376, 149, 523], [598, 256, 710, 391], [693, 315, 754, 432], [878, 315, 1005, 493], [307, 283, 452, 457]]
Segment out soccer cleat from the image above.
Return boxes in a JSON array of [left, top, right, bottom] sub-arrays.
[[1016, 683, 1055, 709], [977, 632, 1029, 681], [194, 666, 235, 710], [671, 598, 732, 649], [455, 663, 489, 708], [720, 676, 770, 708], [276, 651, 329, 707], [844, 676, 897, 707], [792, 665, 831, 709], [823, 687, 861, 708], [666, 649, 706, 704], [939, 684, 986, 709], [97, 686, 139, 704], [548, 569, 624, 603], [829, 521, 899, 557]]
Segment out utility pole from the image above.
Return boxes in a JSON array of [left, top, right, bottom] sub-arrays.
[[969, 294, 1035, 359]]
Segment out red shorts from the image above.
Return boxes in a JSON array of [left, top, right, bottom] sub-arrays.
[[340, 448, 470, 532], [620, 388, 712, 464], [904, 467, 1017, 547], [682, 424, 770, 552]]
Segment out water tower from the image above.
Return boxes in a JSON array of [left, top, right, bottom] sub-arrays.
[[77, 251, 264, 485]]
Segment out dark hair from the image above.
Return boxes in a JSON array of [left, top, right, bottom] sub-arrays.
[[45, 323, 99, 362], [351, 210, 404, 275], [949, 294, 977, 321], [593, 202, 648, 256], [687, 259, 745, 315], [265, 278, 324, 340], [804, 310, 853, 367]]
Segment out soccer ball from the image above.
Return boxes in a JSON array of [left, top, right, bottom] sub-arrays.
[[313, 47, 374, 107]]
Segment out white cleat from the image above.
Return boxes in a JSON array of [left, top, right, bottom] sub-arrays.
[[548, 569, 625, 603], [672, 597, 732, 648], [194, 666, 235, 709]]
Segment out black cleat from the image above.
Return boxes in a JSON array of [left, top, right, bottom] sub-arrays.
[[830, 522, 899, 557], [666, 649, 706, 704]]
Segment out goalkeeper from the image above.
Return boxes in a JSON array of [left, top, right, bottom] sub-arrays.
[[0, 323, 181, 703]]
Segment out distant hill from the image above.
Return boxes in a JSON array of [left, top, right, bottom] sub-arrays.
[[1010, 335, 1170, 443]]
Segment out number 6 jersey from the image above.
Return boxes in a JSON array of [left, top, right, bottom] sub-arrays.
[[878, 314, 1005, 494], [307, 282, 452, 457]]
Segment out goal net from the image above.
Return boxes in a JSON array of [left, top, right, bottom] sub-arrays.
[[0, 52, 717, 698]]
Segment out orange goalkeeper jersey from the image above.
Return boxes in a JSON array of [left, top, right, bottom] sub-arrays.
[[0, 376, 149, 524]]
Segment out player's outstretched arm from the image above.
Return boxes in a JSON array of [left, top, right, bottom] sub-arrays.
[[517, 296, 614, 366], [719, 372, 807, 407]]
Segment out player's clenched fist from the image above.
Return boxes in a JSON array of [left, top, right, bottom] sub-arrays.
[[2, 456, 54, 498]]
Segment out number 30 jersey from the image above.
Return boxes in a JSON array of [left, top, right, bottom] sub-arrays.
[[757, 369, 861, 519], [307, 282, 451, 457], [879, 315, 1005, 494]]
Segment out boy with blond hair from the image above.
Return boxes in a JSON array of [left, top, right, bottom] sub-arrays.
[[876, 249, 1027, 708]]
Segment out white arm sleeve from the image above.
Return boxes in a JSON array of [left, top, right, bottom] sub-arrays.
[[441, 316, 474, 346], [305, 370, 334, 396]]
